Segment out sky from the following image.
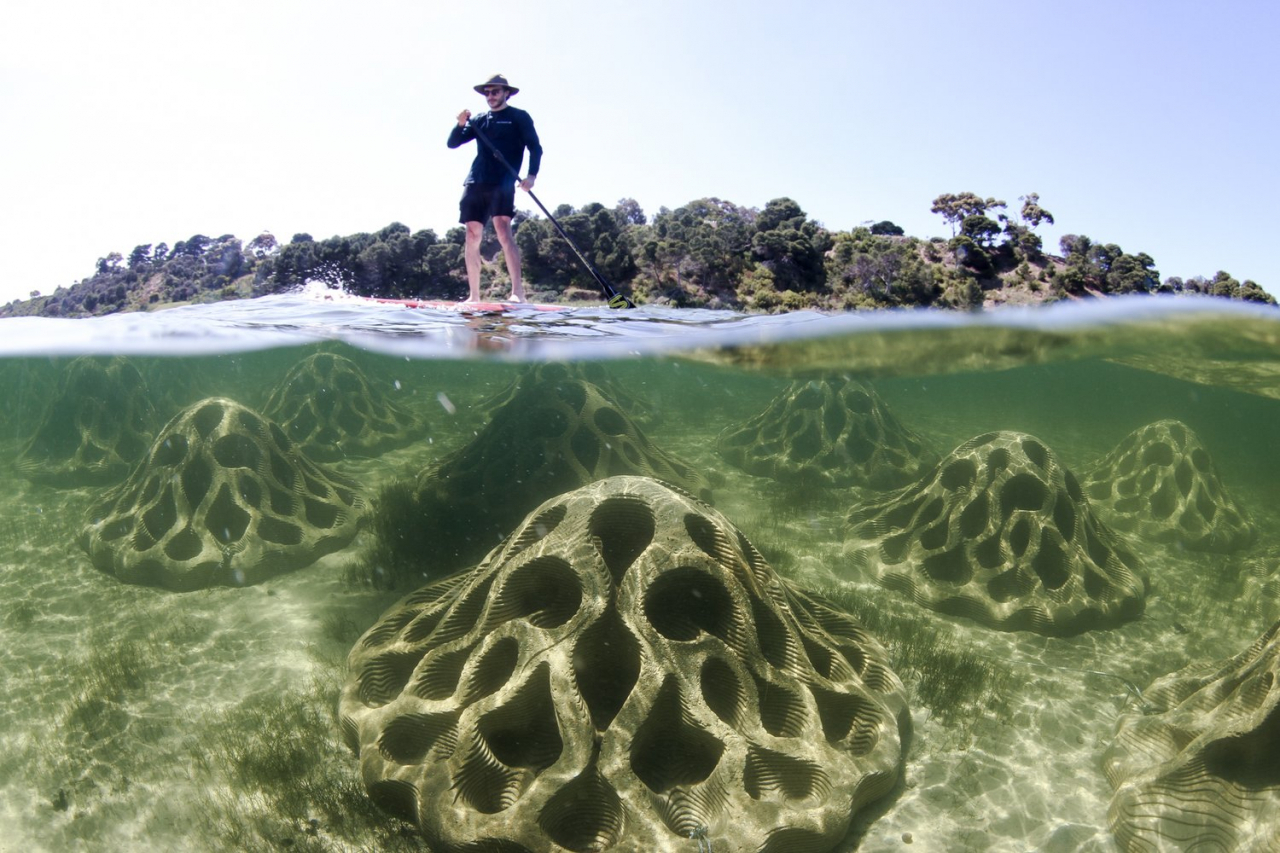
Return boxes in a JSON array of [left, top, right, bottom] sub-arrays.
[[2, 0, 1277, 304]]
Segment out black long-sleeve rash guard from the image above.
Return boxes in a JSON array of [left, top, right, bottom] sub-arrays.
[[447, 106, 542, 186]]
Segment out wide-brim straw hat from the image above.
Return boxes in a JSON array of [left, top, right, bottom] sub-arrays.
[[474, 74, 519, 95]]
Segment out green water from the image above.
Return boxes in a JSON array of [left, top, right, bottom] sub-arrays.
[[2, 307, 1279, 853]]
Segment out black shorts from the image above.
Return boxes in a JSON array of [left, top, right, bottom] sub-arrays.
[[459, 182, 516, 224]]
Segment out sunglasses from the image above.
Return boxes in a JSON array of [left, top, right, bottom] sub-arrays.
[[482, 88, 507, 96]]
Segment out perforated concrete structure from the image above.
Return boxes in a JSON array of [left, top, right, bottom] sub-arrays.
[[80, 397, 365, 591], [410, 376, 712, 576], [262, 351, 424, 461], [1104, 619, 1280, 852], [482, 362, 661, 428], [847, 431, 1149, 636], [718, 378, 935, 490], [1082, 419, 1257, 554], [16, 357, 157, 487], [1242, 550, 1280, 626], [341, 476, 909, 853]]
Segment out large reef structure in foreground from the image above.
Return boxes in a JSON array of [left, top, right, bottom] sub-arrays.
[[341, 476, 909, 853]]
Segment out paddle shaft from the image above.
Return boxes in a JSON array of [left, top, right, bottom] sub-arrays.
[[467, 121, 635, 309]]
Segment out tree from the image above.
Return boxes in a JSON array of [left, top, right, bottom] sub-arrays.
[[869, 220, 904, 236], [931, 192, 1006, 235], [1058, 234, 1158, 294], [750, 198, 829, 292], [825, 229, 939, 308], [517, 202, 636, 294], [614, 198, 646, 226], [1239, 280, 1276, 305], [637, 198, 757, 300], [246, 232, 279, 259], [1209, 271, 1240, 299], [960, 214, 1002, 247], [96, 252, 123, 275], [174, 234, 210, 257], [1019, 193, 1054, 228], [128, 245, 153, 269]]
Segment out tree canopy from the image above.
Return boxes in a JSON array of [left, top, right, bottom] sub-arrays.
[[3, 190, 1272, 318]]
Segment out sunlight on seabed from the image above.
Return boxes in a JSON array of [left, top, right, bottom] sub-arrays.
[[2, 290, 1280, 853]]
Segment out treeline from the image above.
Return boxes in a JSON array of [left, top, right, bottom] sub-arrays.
[[0, 233, 281, 318], [4, 193, 1273, 318]]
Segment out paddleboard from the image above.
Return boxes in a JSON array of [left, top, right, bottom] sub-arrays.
[[359, 296, 574, 314]]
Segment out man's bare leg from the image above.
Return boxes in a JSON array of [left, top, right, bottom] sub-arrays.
[[493, 215, 526, 302], [463, 221, 484, 302]]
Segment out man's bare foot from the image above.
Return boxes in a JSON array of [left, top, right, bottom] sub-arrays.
[[459, 294, 482, 304], [508, 292, 528, 303]]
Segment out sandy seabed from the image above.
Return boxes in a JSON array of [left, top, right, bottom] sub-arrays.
[[0, 357, 1276, 853]]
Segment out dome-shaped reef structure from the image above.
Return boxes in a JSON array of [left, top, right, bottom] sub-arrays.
[[341, 475, 909, 853], [717, 378, 936, 490], [262, 351, 424, 461], [404, 376, 711, 576], [1104, 619, 1280, 852], [846, 431, 1149, 636], [1082, 419, 1257, 554], [16, 356, 157, 487], [80, 397, 366, 591], [482, 361, 661, 428]]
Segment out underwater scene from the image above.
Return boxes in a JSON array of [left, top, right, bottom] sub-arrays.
[[2, 295, 1280, 853]]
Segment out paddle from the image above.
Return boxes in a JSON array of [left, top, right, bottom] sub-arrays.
[[467, 120, 636, 309]]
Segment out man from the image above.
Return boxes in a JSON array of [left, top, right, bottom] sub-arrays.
[[448, 74, 542, 303]]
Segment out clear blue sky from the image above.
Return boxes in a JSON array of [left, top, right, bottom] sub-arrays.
[[2, 0, 1276, 304]]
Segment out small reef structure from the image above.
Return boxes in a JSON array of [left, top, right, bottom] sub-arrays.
[[1082, 419, 1257, 553], [262, 351, 425, 461], [378, 374, 711, 579], [717, 377, 936, 490], [846, 431, 1149, 636], [16, 356, 157, 487], [80, 397, 366, 591]]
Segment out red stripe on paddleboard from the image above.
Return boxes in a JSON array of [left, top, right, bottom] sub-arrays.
[[363, 297, 570, 313]]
